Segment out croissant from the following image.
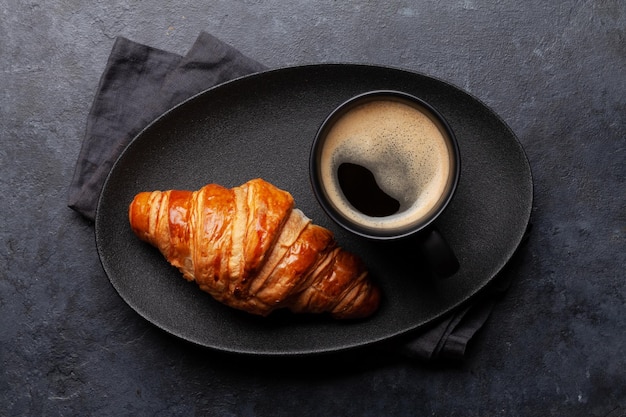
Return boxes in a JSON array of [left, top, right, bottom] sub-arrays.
[[128, 178, 380, 319]]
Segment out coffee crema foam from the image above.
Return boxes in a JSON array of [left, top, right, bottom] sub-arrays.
[[319, 99, 453, 233]]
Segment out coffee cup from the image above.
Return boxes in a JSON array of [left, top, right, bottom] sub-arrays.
[[309, 90, 460, 277]]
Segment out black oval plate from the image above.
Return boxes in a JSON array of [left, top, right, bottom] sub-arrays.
[[95, 64, 532, 356]]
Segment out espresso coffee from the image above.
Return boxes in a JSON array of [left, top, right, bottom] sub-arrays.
[[316, 96, 456, 235]]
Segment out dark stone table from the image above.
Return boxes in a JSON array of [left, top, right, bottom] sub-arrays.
[[2, 1, 624, 416]]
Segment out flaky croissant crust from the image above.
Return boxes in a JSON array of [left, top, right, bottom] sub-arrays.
[[128, 178, 380, 319]]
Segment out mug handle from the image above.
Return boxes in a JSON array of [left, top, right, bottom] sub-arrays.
[[419, 226, 460, 278]]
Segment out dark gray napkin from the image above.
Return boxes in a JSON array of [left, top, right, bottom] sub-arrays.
[[68, 32, 506, 362], [68, 32, 266, 220]]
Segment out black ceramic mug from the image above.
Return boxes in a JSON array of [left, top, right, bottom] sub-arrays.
[[309, 90, 460, 278]]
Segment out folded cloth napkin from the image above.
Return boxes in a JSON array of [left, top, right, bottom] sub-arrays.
[[69, 32, 513, 363], [68, 32, 266, 220]]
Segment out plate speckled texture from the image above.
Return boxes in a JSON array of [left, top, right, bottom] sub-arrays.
[[95, 64, 532, 356]]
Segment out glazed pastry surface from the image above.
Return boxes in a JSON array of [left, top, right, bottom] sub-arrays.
[[128, 178, 380, 319]]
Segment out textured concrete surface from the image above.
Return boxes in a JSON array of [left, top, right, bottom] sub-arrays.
[[1, 1, 624, 416]]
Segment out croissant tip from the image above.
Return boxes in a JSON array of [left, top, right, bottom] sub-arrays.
[[128, 191, 154, 241]]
